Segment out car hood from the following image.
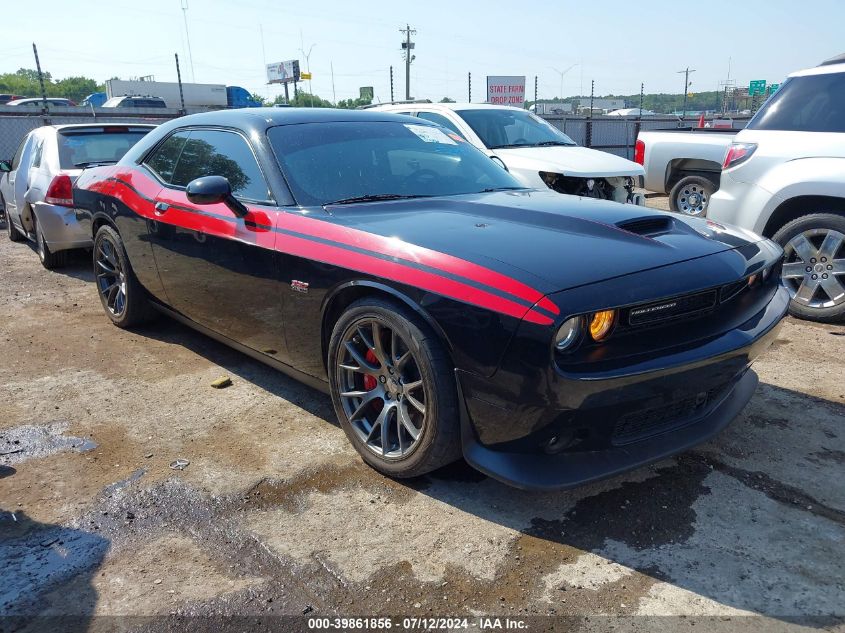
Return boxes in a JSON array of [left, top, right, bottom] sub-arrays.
[[326, 189, 759, 296], [493, 145, 645, 178]]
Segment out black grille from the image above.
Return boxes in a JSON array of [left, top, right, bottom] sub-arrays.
[[612, 383, 731, 445], [627, 290, 717, 325]]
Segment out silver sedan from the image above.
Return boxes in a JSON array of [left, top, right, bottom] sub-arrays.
[[1, 123, 155, 268]]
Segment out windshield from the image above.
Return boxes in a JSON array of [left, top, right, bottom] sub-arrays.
[[267, 121, 524, 206], [58, 128, 151, 168], [456, 108, 577, 149], [747, 73, 845, 133]]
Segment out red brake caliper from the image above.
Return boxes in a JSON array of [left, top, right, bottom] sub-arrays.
[[363, 350, 378, 391]]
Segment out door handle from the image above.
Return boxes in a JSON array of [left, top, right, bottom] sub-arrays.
[[154, 202, 170, 215]]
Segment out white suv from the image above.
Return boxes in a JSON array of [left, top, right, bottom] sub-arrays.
[[708, 54, 845, 323], [369, 102, 645, 205]]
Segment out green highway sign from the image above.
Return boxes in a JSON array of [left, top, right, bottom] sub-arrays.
[[749, 80, 767, 96], [769, 83, 780, 94]]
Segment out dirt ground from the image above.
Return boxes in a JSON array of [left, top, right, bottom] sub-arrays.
[[1, 199, 844, 632]]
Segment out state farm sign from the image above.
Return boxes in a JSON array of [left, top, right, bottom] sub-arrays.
[[486, 76, 526, 106]]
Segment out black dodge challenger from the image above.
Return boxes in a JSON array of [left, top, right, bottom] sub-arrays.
[[73, 108, 789, 490]]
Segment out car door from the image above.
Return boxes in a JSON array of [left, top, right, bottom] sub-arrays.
[[6, 132, 36, 224], [140, 127, 288, 360]]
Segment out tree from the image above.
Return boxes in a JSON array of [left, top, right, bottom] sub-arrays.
[[439, 97, 455, 103], [288, 91, 333, 108], [0, 68, 104, 102], [249, 93, 269, 106], [336, 96, 372, 109]]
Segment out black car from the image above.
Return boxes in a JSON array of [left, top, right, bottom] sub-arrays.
[[73, 108, 789, 490]]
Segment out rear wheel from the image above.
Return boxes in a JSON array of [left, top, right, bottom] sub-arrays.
[[670, 175, 716, 217], [328, 298, 460, 478], [774, 213, 845, 323], [35, 217, 67, 270], [6, 206, 24, 242], [93, 224, 155, 328]]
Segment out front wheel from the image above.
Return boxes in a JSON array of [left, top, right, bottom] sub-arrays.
[[774, 213, 845, 323], [669, 175, 716, 217], [93, 225, 155, 328], [328, 298, 461, 478]]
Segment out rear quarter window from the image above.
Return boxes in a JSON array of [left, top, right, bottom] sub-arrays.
[[749, 73, 845, 133]]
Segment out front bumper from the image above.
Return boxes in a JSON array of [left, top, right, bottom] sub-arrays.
[[33, 202, 92, 251], [457, 283, 789, 491]]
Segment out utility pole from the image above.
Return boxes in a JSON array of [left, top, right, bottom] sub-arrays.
[[400, 24, 416, 100], [534, 75, 538, 107], [330, 61, 336, 103], [31, 43, 49, 121], [175, 53, 186, 115], [677, 66, 696, 121], [180, 0, 196, 82], [390, 66, 394, 102], [468, 72, 471, 102], [299, 32, 316, 108], [639, 82, 644, 119]]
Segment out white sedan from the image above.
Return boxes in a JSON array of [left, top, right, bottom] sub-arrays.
[[369, 102, 644, 205]]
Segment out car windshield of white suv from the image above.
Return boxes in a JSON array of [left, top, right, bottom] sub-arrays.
[[456, 109, 577, 149], [748, 73, 845, 133], [268, 121, 524, 206]]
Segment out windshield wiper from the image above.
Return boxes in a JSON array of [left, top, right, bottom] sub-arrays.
[[533, 141, 575, 147], [325, 193, 431, 205], [73, 160, 118, 168], [480, 186, 527, 192]]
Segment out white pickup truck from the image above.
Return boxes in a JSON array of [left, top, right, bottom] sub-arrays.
[[634, 127, 739, 216]]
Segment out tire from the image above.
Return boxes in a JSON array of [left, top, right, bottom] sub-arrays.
[[772, 213, 845, 323], [35, 216, 67, 270], [93, 224, 155, 328], [6, 206, 24, 242], [328, 297, 461, 478], [669, 175, 716, 217]]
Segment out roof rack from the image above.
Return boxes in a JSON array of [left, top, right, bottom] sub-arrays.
[[359, 99, 432, 109], [820, 53, 845, 66]]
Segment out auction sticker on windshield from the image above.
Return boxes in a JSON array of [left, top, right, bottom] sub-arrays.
[[405, 124, 457, 145]]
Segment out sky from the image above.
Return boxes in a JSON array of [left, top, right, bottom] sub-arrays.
[[3, 0, 843, 103]]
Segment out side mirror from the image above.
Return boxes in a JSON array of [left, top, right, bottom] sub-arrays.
[[185, 175, 248, 217], [0, 160, 11, 173]]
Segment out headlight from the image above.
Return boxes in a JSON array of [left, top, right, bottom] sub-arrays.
[[588, 310, 616, 342], [555, 317, 583, 351]]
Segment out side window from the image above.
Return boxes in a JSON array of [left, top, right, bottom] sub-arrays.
[[11, 135, 31, 170], [416, 112, 465, 139], [31, 139, 44, 168], [169, 129, 272, 202], [144, 131, 190, 184]]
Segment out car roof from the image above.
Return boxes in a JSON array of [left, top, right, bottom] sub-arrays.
[[789, 54, 845, 77], [374, 102, 525, 113], [165, 107, 426, 128], [8, 97, 70, 104]]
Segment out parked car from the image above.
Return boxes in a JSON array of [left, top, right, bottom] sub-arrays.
[[72, 108, 787, 489], [0, 94, 25, 105], [634, 127, 739, 216], [102, 95, 167, 109], [370, 102, 645, 205], [708, 54, 845, 323], [6, 97, 76, 107], [1, 124, 156, 268]]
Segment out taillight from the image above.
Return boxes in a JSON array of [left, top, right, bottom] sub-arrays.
[[634, 139, 645, 165], [722, 142, 757, 170], [45, 173, 74, 206]]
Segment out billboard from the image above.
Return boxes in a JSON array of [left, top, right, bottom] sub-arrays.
[[267, 60, 300, 84], [486, 76, 525, 106]]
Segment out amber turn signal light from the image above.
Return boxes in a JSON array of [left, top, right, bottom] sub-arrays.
[[589, 310, 616, 342]]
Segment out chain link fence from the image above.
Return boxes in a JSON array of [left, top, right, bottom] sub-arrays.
[[0, 108, 181, 161], [540, 115, 752, 160]]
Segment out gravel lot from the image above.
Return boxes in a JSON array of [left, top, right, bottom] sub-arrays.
[[1, 200, 844, 632]]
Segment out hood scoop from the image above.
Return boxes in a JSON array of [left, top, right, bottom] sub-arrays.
[[616, 216, 674, 237]]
